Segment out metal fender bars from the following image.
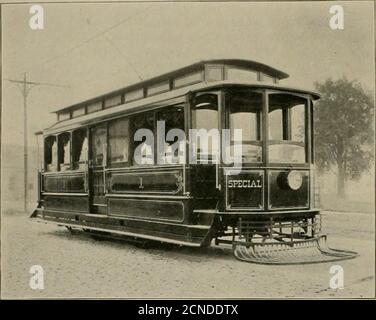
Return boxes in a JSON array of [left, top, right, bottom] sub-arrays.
[[221, 216, 358, 265]]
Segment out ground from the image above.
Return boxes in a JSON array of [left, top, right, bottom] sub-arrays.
[[1, 211, 374, 299]]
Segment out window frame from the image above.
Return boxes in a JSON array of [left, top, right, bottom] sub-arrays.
[[224, 89, 264, 165], [155, 104, 186, 166], [58, 111, 71, 122], [57, 132, 72, 171], [130, 103, 186, 167], [108, 117, 131, 168], [266, 90, 311, 166], [224, 66, 259, 82], [44, 135, 58, 172], [90, 124, 108, 168], [130, 110, 156, 167], [72, 128, 89, 171], [190, 91, 222, 164]]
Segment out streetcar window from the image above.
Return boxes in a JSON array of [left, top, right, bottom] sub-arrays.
[[132, 112, 155, 166], [174, 71, 203, 88], [227, 91, 263, 162], [72, 129, 88, 170], [44, 136, 57, 172], [87, 101, 103, 113], [104, 95, 122, 109], [291, 106, 305, 142], [109, 118, 130, 166], [156, 105, 185, 165], [268, 94, 307, 163], [192, 93, 219, 163], [205, 66, 224, 81], [72, 106, 85, 118], [91, 126, 107, 166], [226, 68, 258, 82], [58, 111, 70, 121], [269, 109, 283, 140], [147, 81, 170, 96], [58, 132, 71, 171], [125, 89, 144, 102]]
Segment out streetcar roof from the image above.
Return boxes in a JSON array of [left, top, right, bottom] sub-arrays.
[[43, 80, 320, 135], [51, 59, 289, 115]]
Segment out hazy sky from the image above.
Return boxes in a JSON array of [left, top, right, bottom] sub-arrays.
[[2, 1, 374, 148]]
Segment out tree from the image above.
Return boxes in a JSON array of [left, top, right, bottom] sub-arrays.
[[314, 77, 374, 198]]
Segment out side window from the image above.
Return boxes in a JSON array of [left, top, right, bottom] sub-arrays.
[[109, 118, 130, 167], [132, 112, 154, 166], [91, 126, 107, 166], [268, 94, 307, 163], [44, 136, 57, 172], [58, 132, 71, 171], [290, 105, 305, 142], [156, 105, 185, 165], [72, 129, 88, 170]]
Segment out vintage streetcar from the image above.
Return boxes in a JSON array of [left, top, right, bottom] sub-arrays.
[[31, 59, 357, 264]]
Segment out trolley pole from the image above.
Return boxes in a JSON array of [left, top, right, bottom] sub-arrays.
[[6, 74, 68, 213]]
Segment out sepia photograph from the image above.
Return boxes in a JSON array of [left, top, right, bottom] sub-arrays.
[[0, 0, 375, 301]]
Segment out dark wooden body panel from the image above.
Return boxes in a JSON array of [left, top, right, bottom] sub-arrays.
[[268, 169, 310, 209], [190, 165, 219, 210], [37, 164, 214, 245], [44, 195, 89, 213], [37, 165, 313, 246], [43, 173, 86, 193], [108, 169, 184, 194], [108, 198, 185, 222]]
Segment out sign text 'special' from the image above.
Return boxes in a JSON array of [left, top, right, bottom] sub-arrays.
[[228, 179, 262, 188]]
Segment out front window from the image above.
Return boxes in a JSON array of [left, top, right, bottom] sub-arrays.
[[268, 93, 307, 163], [227, 91, 263, 163]]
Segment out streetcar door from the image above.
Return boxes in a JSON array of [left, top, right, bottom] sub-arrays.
[[89, 125, 108, 214], [190, 92, 221, 209]]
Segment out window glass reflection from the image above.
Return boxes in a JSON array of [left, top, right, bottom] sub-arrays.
[[227, 91, 263, 162], [192, 93, 219, 163], [109, 118, 130, 166], [268, 94, 307, 163]]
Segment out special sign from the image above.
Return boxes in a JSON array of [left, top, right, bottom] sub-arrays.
[[228, 179, 262, 188], [227, 172, 263, 208]]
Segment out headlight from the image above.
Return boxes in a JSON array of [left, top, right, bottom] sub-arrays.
[[287, 170, 303, 190]]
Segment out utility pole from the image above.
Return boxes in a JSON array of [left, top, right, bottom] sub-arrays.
[[6, 74, 67, 213]]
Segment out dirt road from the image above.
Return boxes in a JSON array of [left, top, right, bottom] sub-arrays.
[[1, 211, 374, 298]]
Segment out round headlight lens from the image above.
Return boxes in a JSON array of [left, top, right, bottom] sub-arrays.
[[287, 171, 303, 190]]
